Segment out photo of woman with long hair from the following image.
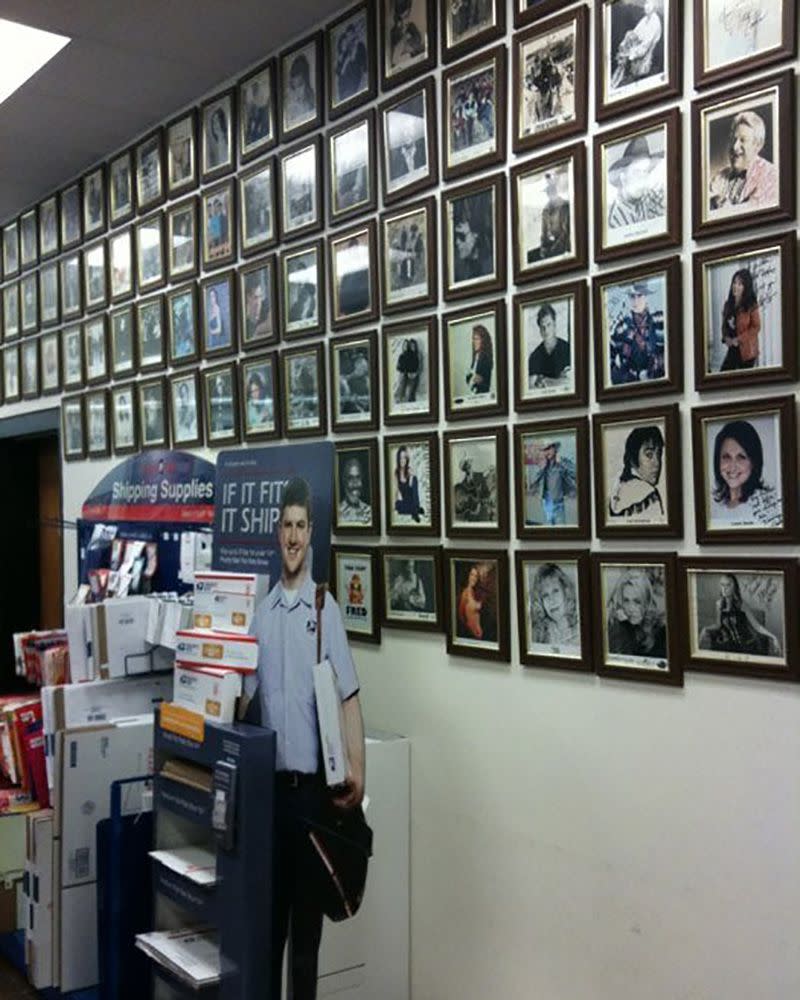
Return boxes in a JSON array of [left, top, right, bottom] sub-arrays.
[[465, 323, 493, 395], [698, 573, 781, 657], [606, 567, 667, 662], [720, 267, 760, 371], [529, 562, 580, 655], [393, 444, 423, 522], [709, 418, 780, 527], [456, 561, 497, 644]]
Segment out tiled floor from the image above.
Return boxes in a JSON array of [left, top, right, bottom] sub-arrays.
[[0, 955, 38, 997]]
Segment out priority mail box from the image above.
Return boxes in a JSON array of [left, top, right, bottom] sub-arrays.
[[313, 659, 350, 788], [172, 665, 242, 723], [58, 881, 98, 992], [192, 571, 268, 634], [25, 810, 54, 989], [175, 629, 258, 673]]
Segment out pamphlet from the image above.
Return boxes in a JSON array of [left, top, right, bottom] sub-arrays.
[[149, 846, 217, 886]]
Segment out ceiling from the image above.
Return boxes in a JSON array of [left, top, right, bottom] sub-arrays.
[[0, 0, 343, 223]]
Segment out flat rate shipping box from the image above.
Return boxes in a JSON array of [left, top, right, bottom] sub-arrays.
[[172, 664, 242, 723], [24, 809, 55, 990], [174, 629, 258, 672], [192, 571, 268, 634]]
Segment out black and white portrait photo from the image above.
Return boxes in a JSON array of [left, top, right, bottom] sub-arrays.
[[166, 204, 195, 282], [283, 245, 321, 335], [41, 333, 59, 393], [241, 262, 275, 347], [21, 274, 38, 333], [138, 299, 165, 369], [111, 308, 134, 376], [21, 340, 39, 399], [383, 203, 430, 307], [170, 374, 200, 446], [109, 153, 133, 225], [60, 254, 81, 319], [331, 227, 374, 324], [136, 215, 164, 291], [282, 38, 320, 138], [61, 184, 82, 249], [112, 386, 136, 452], [241, 64, 275, 158], [383, 0, 431, 85], [109, 230, 133, 302], [601, 0, 667, 108], [167, 113, 196, 193], [62, 327, 82, 388], [2, 222, 19, 277], [598, 271, 667, 391], [84, 317, 107, 384], [334, 550, 378, 642], [700, 0, 786, 81], [205, 366, 237, 443], [39, 196, 59, 257], [446, 433, 500, 531], [517, 16, 578, 141], [281, 141, 319, 237], [240, 161, 275, 252], [600, 415, 670, 528], [336, 446, 375, 528], [83, 168, 105, 237], [242, 357, 277, 438], [4, 346, 20, 401], [601, 125, 668, 251], [330, 116, 372, 220], [84, 242, 107, 310], [139, 380, 167, 448], [445, 54, 499, 171], [520, 293, 575, 403], [86, 392, 109, 455], [600, 561, 669, 670], [445, 0, 499, 53], [384, 321, 434, 423], [62, 397, 84, 458], [3, 284, 19, 339], [39, 264, 59, 326], [515, 156, 575, 273], [330, 5, 371, 113], [202, 93, 233, 177], [332, 337, 374, 428], [20, 211, 37, 268], [382, 86, 432, 197], [446, 183, 498, 292], [446, 308, 498, 413], [384, 553, 438, 625], [285, 348, 323, 433], [136, 134, 163, 210], [520, 557, 584, 663]]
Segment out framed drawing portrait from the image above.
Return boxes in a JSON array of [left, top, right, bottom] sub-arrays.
[[111, 383, 138, 455], [62, 326, 83, 390], [510, 142, 587, 284], [201, 89, 236, 182], [380, 0, 436, 91], [593, 403, 683, 539], [136, 295, 166, 372], [2, 283, 19, 340], [167, 197, 198, 282], [60, 252, 82, 321], [201, 180, 236, 269], [443, 299, 507, 422], [3, 344, 20, 402], [328, 111, 376, 226], [691, 394, 797, 544], [39, 263, 60, 328], [39, 195, 59, 259], [442, 44, 507, 181], [166, 110, 198, 197], [83, 240, 108, 312], [240, 352, 280, 442], [60, 183, 82, 250], [441, 0, 505, 64], [281, 342, 327, 438], [40, 331, 61, 395], [108, 149, 134, 228], [594, 108, 681, 262], [513, 416, 590, 541], [167, 284, 199, 367], [110, 305, 135, 379], [280, 240, 325, 339], [334, 438, 380, 535], [200, 271, 236, 359], [694, 0, 796, 89], [329, 220, 378, 330], [513, 6, 588, 155], [679, 557, 799, 683], [513, 279, 588, 412], [692, 231, 796, 391], [592, 255, 683, 401], [279, 32, 324, 142], [330, 330, 379, 434], [445, 549, 510, 663], [202, 363, 239, 447], [379, 79, 438, 204], [20, 209, 38, 269], [169, 370, 203, 449], [86, 389, 110, 458], [83, 167, 106, 239], [83, 315, 108, 386], [381, 546, 443, 632], [135, 212, 166, 293], [515, 550, 592, 671], [239, 59, 277, 163], [591, 553, 681, 686], [137, 377, 170, 450], [109, 228, 134, 303], [239, 157, 277, 257], [331, 546, 381, 644], [327, 2, 376, 119], [595, 0, 681, 121], [279, 136, 323, 242], [135, 129, 165, 212], [62, 395, 85, 461], [380, 196, 436, 315], [21, 339, 40, 400], [442, 172, 506, 301], [443, 426, 508, 540], [692, 70, 795, 240], [20, 274, 38, 335], [382, 316, 438, 426], [384, 431, 440, 536], [240, 257, 278, 350], [2, 220, 19, 277]]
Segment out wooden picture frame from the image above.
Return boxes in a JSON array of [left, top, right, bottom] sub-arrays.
[[167, 196, 199, 282], [136, 294, 166, 373], [39, 262, 60, 328], [85, 388, 110, 458], [329, 219, 379, 330], [166, 109, 199, 197], [378, 78, 438, 205], [110, 305, 136, 379], [443, 425, 509, 540], [3, 219, 19, 276], [281, 341, 327, 439], [110, 382, 138, 455], [442, 43, 507, 181], [327, 110, 377, 227], [2, 283, 19, 340], [61, 394, 85, 461], [20, 208, 39, 270], [444, 548, 510, 663], [441, 0, 505, 64], [135, 129, 165, 212], [59, 252, 82, 321], [239, 156, 277, 258], [3, 344, 20, 402], [442, 171, 507, 301], [379, 195, 436, 315], [21, 338, 40, 400], [382, 316, 439, 427], [201, 88, 236, 182], [239, 255, 279, 351], [83, 239, 108, 313], [137, 376, 170, 450], [442, 299, 508, 422], [239, 59, 278, 163], [280, 239, 325, 339], [334, 438, 381, 536], [59, 183, 82, 250], [514, 0, 574, 30], [327, 2, 377, 120], [384, 430, 440, 537], [379, 0, 436, 91], [330, 329, 379, 434], [380, 545, 443, 632], [61, 326, 83, 390], [39, 195, 60, 258], [200, 271, 237, 360], [694, 0, 796, 90], [40, 330, 61, 395], [109, 227, 135, 304], [240, 351, 281, 442], [83, 314, 109, 386], [167, 283, 200, 367], [169, 369, 203, 450], [20, 273, 39, 334], [135, 212, 166, 293], [331, 545, 382, 644], [279, 31, 325, 143], [108, 148, 135, 228], [201, 179, 236, 270], [82, 166, 106, 239], [202, 362, 240, 447], [279, 136, 324, 243]]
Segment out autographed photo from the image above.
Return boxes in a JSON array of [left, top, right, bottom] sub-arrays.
[[519, 427, 579, 530], [383, 203, 430, 307], [600, 122, 668, 251], [517, 15, 579, 142], [516, 156, 576, 273], [599, 561, 669, 672], [447, 307, 499, 413], [447, 433, 500, 533], [384, 321, 434, 422], [520, 556, 584, 664], [598, 270, 668, 392], [700, 0, 787, 79], [386, 437, 434, 531], [445, 50, 501, 173], [384, 553, 439, 626], [601, 0, 668, 110], [519, 292, 575, 404], [598, 413, 671, 529]]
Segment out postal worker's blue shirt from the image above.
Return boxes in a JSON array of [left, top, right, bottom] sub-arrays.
[[246, 574, 359, 773]]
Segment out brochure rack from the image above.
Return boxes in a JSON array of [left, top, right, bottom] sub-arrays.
[[148, 706, 275, 999]]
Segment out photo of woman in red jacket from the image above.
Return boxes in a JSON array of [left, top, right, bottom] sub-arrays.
[[720, 267, 760, 371]]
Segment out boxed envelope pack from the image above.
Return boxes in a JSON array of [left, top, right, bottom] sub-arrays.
[[174, 629, 258, 673], [172, 664, 242, 724], [192, 571, 268, 634]]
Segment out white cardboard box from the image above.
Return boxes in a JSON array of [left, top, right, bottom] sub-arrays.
[[25, 810, 54, 990], [313, 659, 349, 788], [193, 572, 268, 634], [174, 629, 258, 673], [58, 881, 98, 992], [64, 604, 95, 683], [99, 597, 154, 678], [172, 664, 242, 724]]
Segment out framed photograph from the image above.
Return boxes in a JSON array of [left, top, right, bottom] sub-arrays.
[[39, 263, 60, 327], [693, 232, 797, 391], [60, 183, 82, 250], [60, 252, 82, 321], [20, 273, 38, 334], [84, 315, 108, 386], [239, 60, 277, 163], [381, 546, 442, 632], [39, 195, 59, 259], [135, 212, 166, 293], [329, 220, 378, 330], [445, 549, 510, 662], [62, 395, 85, 461], [280, 240, 324, 339], [593, 403, 682, 539], [62, 326, 83, 390], [442, 172, 506, 301], [514, 416, 590, 540], [514, 0, 569, 29], [200, 271, 236, 359], [515, 550, 592, 671], [2, 283, 19, 340], [108, 149, 135, 227], [166, 110, 198, 196], [240, 352, 280, 442], [384, 431, 440, 536], [21, 339, 39, 399], [2, 220, 19, 277], [110, 305, 135, 378], [279, 32, 324, 142], [692, 71, 795, 240], [201, 89, 235, 182], [379, 79, 438, 204], [135, 129, 165, 212], [328, 111, 376, 226], [279, 137, 323, 242], [239, 158, 276, 257], [443, 299, 507, 421], [169, 370, 203, 449], [40, 331, 60, 394], [3, 344, 19, 402], [111, 383, 138, 455], [83, 166, 106, 238], [109, 228, 134, 303], [334, 439, 380, 534], [680, 557, 799, 682], [595, 0, 681, 121], [331, 546, 381, 644], [201, 180, 236, 269], [136, 295, 166, 372], [137, 377, 170, 450], [239, 256, 278, 350], [510, 142, 587, 284], [694, 0, 796, 89], [330, 330, 378, 433], [83, 240, 108, 312], [513, 280, 588, 412], [379, 196, 435, 315], [442, 44, 507, 181], [282, 342, 326, 438], [513, 7, 588, 155], [595, 108, 681, 262], [382, 317, 438, 426], [167, 284, 199, 366], [593, 256, 682, 401], [380, 0, 436, 90], [691, 395, 797, 544], [444, 426, 508, 539], [441, 0, 505, 63], [20, 209, 38, 269], [591, 553, 681, 685], [167, 197, 198, 281], [328, 2, 376, 119], [86, 389, 110, 457]]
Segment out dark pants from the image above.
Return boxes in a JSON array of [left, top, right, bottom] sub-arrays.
[[271, 773, 326, 1000]]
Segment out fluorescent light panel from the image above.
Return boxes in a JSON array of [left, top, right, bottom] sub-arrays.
[[0, 17, 70, 106]]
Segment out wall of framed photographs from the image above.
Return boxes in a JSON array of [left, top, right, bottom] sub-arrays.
[[2, 0, 800, 996]]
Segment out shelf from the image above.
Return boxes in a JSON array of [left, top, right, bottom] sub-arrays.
[[154, 863, 217, 925], [154, 774, 212, 828]]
